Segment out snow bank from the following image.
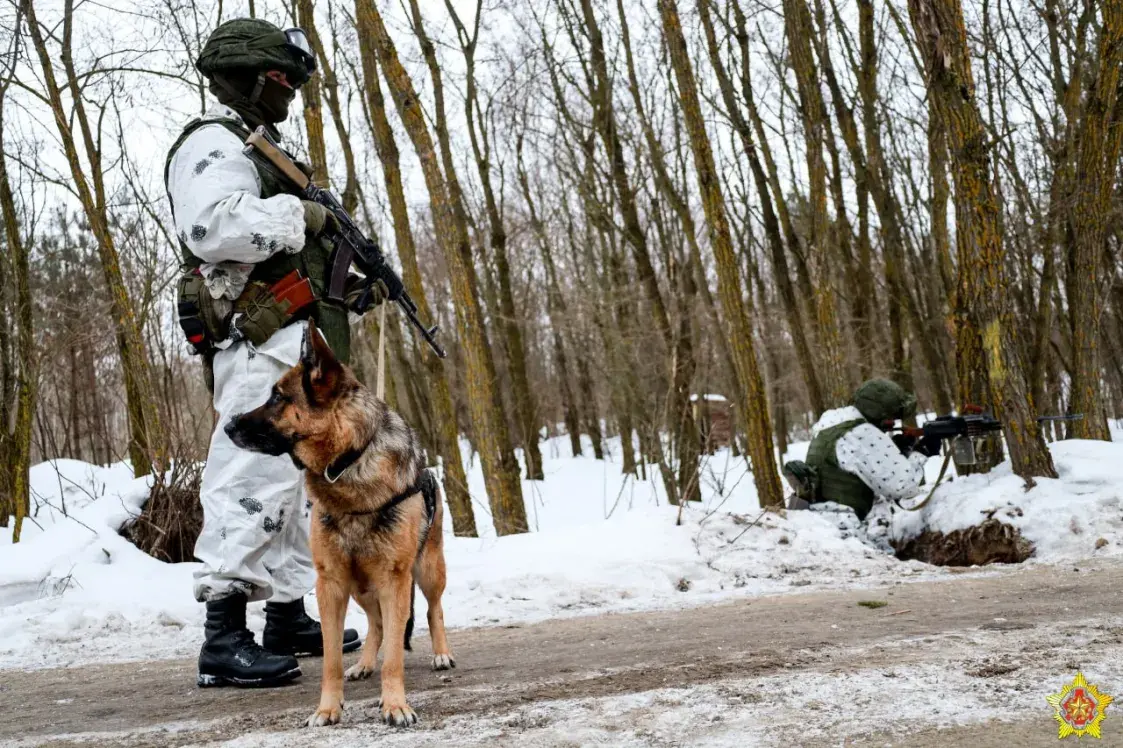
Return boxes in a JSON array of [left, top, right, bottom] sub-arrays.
[[0, 463, 200, 669], [886, 439, 1123, 562]]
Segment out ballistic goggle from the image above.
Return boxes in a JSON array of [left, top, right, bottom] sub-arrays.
[[282, 28, 316, 76]]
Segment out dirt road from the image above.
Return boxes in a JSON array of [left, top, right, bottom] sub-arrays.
[[4, 561, 1123, 747]]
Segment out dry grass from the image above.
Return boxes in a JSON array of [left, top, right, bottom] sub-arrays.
[[121, 458, 203, 563]]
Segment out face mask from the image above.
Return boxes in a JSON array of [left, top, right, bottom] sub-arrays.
[[257, 75, 297, 123]]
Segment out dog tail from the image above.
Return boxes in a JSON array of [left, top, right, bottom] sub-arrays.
[[404, 582, 416, 651]]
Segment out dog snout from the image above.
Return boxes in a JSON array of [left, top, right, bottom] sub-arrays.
[[224, 415, 245, 445], [225, 412, 294, 456]]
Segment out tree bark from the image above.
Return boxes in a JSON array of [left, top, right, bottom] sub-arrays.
[[699, 0, 825, 417], [295, 0, 329, 186], [576, 0, 673, 354], [1067, 0, 1123, 440], [305, 7, 360, 213], [659, 0, 784, 508], [0, 88, 34, 542], [445, 1, 545, 479], [783, 0, 850, 407], [617, 0, 700, 502]]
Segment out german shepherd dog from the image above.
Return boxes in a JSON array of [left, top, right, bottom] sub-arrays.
[[225, 320, 454, 727]]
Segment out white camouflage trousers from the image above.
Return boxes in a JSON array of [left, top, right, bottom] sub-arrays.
[[193, 322, 315, 603]]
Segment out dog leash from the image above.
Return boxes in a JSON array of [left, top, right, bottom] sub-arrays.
[[376, 302, 387, 401]]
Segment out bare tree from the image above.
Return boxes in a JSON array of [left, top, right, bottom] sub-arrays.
[[21, 0, 166, 477], [908, 0, 1057, 480], [358, 0, 528, 535], [658, 0, 784, 507]]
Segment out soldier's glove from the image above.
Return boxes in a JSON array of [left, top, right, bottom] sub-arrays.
[[344, 274, 389, 316], [914, 433, 942, 458], [891, 433, 917, 455], [301, 200, 339, 237]]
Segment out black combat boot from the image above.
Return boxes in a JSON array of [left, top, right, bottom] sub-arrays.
[[263, 598, 362, 657], [197, 595, 301, 688]]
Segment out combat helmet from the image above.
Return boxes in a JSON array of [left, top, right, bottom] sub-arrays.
[[196, 19, 316, 88], [851, 378, 917, 424]]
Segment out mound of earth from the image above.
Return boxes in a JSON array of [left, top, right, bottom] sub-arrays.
[[892, 518, 1034, 566]]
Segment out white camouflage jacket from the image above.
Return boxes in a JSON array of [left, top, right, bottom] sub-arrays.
[[811, 406, 929, 503], [166, 104, 306, 301]]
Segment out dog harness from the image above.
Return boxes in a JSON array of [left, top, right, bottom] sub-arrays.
[[319, 468, 438, 539]]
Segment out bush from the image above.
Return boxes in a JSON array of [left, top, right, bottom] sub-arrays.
[[121, 459, 203, 563]]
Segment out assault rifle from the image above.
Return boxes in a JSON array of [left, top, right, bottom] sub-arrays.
[[243, 126, 447, 358]]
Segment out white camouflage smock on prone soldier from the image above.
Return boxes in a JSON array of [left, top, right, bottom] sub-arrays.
[[167, 103, 314, 604], [811, 405, 929, 502]]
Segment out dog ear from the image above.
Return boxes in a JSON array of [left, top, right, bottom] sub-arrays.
[[300, 320, 318, 369], [301, 320, 343, 405]]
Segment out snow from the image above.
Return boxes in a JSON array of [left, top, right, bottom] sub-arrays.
[[887, 439, 1123, 561], [2, 432, 1122, 672], [689, 393, 728, 403]]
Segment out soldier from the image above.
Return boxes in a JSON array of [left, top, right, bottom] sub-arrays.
[[784, 379, 941, 520], [166, 19, 379, 688]]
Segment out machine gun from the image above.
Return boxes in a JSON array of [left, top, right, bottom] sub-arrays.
[[898, 412, 1002, 442], [897, 411, 1083, 441], [243, 126, 446, 358], [894, 410, 1082, 469]]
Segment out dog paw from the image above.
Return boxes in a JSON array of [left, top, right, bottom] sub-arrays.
[[431, 654, 456, 671], [345, 662, 376, 681], [305, 704, 342, 727], [381, 700, 418, 727]]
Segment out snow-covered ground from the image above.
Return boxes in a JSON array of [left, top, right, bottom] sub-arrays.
[[2, 430, 1122, 672]]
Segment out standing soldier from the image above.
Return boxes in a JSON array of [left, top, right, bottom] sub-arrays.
[[166, 19, 381, 687]]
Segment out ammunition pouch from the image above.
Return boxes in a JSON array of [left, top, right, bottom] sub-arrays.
[[782, 460, 819, 510], [176, 267, 317, 390], [177, 268, 229, 356], [231, 270, 316, 347]]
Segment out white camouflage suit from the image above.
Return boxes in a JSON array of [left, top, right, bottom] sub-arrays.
[[811, 405, 929, 504], [167, 103, 315, 604]]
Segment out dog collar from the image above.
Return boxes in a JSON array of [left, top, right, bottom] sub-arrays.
[[323, 442, 370, 484]]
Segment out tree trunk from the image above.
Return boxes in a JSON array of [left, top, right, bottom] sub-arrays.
[[700, 0, 825, 416], [359, 0, 527, 534], [908, 0, 1057, 480], [353, 0, 478, 536], [659, 0, 784, 508], [444, 2, 545, 479], [783, 0, 850, 407], [0, 91, 34, 542], [617, 0, 701, 502], [296, 0, 329, 186], [576, 0, 673, 354], [305, 6, 360, 213], [22, 0, 165, 477], [515, 136, 583, 459], [1067, 0, 1122, 440]]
